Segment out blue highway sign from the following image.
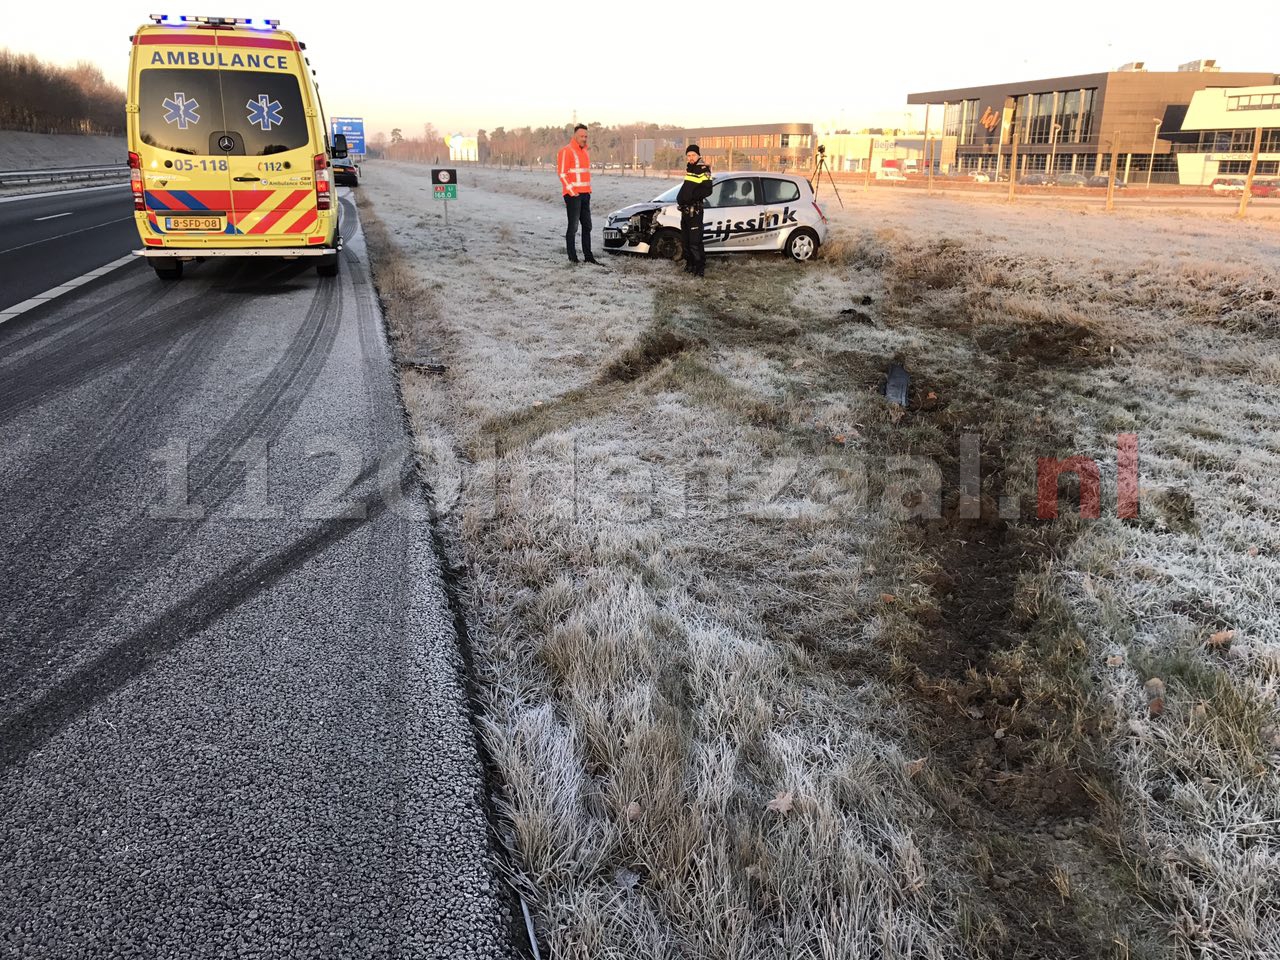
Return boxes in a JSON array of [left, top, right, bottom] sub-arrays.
[[330, 117, 366, 155]]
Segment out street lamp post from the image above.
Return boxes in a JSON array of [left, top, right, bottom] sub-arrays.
[[1048, 123, 1062, 178], [1146, 118, 1162, 191]]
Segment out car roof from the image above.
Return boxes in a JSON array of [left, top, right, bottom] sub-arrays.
[[715, 171, 809, 183]]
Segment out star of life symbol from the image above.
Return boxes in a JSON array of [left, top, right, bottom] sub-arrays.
[[246, 94, 284, 132], [162, 92, 200, 130]]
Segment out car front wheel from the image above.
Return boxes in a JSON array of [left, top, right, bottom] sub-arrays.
[[785, 228, 819, 262], [649, 229, 683, 261]]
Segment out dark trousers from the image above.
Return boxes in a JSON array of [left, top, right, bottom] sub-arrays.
[[564, 193, 592, 260], [681, 204, 705, 272]]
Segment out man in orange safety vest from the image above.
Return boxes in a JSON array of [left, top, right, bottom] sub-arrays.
[[557, 124, 601, 265]]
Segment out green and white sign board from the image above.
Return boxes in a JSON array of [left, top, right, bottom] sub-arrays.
[[432, 168, 457, 200]]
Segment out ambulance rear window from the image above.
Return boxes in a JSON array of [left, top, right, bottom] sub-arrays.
[[139, 69, 307, 156]]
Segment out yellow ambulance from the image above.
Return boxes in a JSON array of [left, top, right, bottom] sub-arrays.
[[127, 15, 348, 279]]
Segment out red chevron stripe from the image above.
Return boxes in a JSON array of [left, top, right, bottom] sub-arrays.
[[232, 191, 277, 214], [286, 209, 318, 234], [247, 190, 311, 234], [147, 189, 184, 211], [187, 190, 233, 211]]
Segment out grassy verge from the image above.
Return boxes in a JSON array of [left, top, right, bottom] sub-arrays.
[[358, 178, 1280, 960]]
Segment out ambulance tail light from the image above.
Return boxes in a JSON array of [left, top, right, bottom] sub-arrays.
[[129, 151, 145, 211], [314, 153, 332, 211]]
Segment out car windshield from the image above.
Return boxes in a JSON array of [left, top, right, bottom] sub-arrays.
[[653, 185, 681, 202]]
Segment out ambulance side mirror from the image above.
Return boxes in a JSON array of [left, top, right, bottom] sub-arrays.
[[331, 134, 349, 159]]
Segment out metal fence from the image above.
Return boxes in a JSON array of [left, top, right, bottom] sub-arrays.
[[0, 163, 127, 187]]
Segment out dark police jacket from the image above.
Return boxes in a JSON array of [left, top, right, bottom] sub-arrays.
[[677, 161, 713, 209]]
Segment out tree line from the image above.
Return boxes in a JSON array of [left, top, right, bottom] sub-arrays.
[[369, 121, 687, 168], [0, 49, 126, 137]]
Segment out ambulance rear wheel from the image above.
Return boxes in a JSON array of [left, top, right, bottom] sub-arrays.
[[152, 260, 183, 280], [316, 251, 340, 277], [650, 229, 683, 261]]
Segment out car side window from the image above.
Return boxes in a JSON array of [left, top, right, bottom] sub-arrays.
[[708, 178, 757, 208], [762, 178, 800, 203]]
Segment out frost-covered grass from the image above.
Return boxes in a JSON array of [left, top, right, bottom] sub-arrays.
[[360, 162, 1280, 960]]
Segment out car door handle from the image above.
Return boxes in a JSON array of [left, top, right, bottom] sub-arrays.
[[233, 175, 260, 182]]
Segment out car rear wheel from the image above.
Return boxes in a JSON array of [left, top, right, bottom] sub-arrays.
[[151, 260, 182, 280], [785, 228, 819, 262], [649, 229, 683, 261]]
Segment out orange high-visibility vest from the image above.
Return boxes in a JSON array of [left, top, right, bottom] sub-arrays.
[[557, 141, 591, 196]]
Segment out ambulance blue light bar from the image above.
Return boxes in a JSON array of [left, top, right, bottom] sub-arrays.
[[148, 14, 280, 29]]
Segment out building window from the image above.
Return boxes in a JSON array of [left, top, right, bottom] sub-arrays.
[[1026, 91, 1057, 144], [780, 134, 790, 147], [1228, 93, 1280, 111], [1219, 160, 1279, 175], [1078, 89, 1096, 142], [1058, 90, 1081, 143]]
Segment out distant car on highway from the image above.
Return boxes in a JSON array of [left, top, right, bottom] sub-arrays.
[[1054, 173, 1089, 188], [1211, 177, 1246, 194], [332, 157, 360, 187], [1086, 175, 1126, 189]]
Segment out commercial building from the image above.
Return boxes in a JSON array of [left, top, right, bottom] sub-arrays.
[[1171, 85, 1280, 184], [813, 134, 945, 175], [673, 123, 814, 171], [908, 65, 1278, 184]]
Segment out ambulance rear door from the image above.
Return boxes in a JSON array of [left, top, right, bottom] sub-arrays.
[[136, 59, 236, 239], [213, 33, 323, 243]]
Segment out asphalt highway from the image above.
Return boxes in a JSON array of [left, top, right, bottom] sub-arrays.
[[0, 185, 136, 309], [0, 194, 513, 959]]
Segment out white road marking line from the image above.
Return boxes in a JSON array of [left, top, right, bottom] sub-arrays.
[[0, 182, 129, 204], [0, 216, 134, 256], [0, 254, 137, 327], [34, 212, 73, 221]]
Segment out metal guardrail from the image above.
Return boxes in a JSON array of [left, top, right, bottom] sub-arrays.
[[0, 163, 128, 187]]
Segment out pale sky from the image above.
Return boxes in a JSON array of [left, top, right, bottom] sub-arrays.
[[6, 1, 1276, 139]]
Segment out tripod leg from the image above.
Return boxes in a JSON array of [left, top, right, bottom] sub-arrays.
[[818, 158, 844, 209]]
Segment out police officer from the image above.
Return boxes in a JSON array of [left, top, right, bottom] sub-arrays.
[[677, 145, 712, 277]]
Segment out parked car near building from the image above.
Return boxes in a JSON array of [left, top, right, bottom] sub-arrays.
[[1054, 173, 1090, 187], [1211, 177, 1246, 193], [1249, 178, 1280, 197], [1086, 175, 1126, 189], [1018, 173, 1052, 186]]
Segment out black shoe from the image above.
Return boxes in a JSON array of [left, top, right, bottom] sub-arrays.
[[567, 256, 580, 264], [584, 256, 605, 266]]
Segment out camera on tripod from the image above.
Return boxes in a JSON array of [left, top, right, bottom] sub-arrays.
[[810, 143, 843, 208]]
